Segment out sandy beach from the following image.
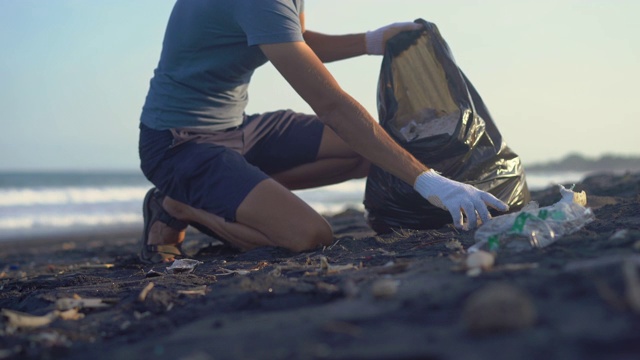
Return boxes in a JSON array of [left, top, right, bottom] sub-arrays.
[[1, 172, 639, 360]]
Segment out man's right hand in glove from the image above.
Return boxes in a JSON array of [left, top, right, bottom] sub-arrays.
[[414, 170, 509, 230]]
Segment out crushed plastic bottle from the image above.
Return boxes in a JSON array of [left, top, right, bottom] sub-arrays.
[[468, 185, 595, 253]]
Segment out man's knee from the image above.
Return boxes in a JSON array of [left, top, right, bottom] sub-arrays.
[[289, 219, 333, 252]]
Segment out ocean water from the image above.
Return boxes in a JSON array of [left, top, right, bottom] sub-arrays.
[[0, 170, 593, 242]]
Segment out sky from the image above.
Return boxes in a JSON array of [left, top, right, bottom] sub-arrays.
[[1, 0, 639, 171]]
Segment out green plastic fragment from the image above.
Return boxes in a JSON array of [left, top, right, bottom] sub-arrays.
[[488, 235, 499, 251], [511, 213, 532, 233]]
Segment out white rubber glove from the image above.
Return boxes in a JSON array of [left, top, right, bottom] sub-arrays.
[[365, 22, 423, 55], [414, 170, 509, 229]]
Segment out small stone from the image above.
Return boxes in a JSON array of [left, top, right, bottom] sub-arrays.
[[462, 283, 536, 333]]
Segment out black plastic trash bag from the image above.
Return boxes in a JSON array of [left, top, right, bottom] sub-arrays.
[[364, 19, 530, 234]]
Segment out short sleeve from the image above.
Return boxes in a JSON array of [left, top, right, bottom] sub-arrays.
[[235, 0, 304, 46]]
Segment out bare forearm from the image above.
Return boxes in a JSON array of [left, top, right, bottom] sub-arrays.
[[318, 93, 428, 186], [303, 31, 366, 63]]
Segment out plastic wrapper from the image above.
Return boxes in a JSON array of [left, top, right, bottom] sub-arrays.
[[364, 19, 530, 233], [468, 185, 595, 253]]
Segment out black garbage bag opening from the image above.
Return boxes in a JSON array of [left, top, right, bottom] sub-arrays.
[[364, 19, 530, 234]]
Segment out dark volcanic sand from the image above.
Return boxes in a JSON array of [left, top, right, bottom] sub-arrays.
[[1, 172, 639, 360]]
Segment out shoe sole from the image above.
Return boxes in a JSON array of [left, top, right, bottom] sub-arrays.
[[138, 188, 157, 264]]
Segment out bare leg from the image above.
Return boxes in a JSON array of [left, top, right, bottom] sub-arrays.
[[147, 222, 186, 246], [272, 126, 370, 190], [163, 179, 333, 252]]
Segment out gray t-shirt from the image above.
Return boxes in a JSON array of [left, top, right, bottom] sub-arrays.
[[141, 0, 304, 131]]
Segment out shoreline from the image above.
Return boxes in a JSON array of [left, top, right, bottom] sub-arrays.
[[1, 171, 639, 359], [1, 168, 634, 245], [0, 226, 141, 249]]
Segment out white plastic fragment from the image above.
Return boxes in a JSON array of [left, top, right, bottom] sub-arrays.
[[371, 278, 400, 298], [465, 250, 495, 276], [138, 282, 155, 302], [166, 259, 203, 274], [56, 298, 111, 311], [177, 286, 207, 296], [466, 251, 495, 269]]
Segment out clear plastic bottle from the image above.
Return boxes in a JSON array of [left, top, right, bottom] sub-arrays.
[[468, 185, 595, 253]]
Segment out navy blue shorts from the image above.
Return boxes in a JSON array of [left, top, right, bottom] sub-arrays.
[[139, 110, 324, 222]]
